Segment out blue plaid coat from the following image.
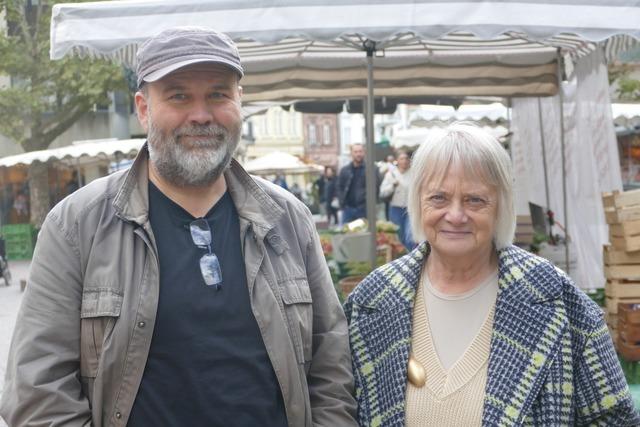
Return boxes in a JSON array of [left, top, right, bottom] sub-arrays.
[[345, 243, 640, 426]]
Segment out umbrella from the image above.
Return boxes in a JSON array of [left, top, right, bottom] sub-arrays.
[[243, 151, 322, 175]]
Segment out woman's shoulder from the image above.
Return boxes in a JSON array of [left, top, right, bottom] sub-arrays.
[[499, 245, 602, 324]]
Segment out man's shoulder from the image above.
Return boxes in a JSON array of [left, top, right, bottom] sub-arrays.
[[338, 162, 353, 177], [253, 176, 310, 214]]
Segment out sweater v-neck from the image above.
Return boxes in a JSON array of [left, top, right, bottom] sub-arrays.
[[411, 277, 495, 399]]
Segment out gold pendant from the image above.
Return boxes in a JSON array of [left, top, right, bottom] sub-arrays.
[[407, 355, 426, 387]]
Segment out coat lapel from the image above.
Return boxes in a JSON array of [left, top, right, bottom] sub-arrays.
[[348, 244, 427, 427], [483, 246, 568, 425]]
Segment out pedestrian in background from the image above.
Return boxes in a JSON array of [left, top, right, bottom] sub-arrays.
[[338, 143, 380, 224], [322, 166, 339, 225], [273, 173, 288, 190], [0, 26, 357, 427], [379, 149, 414, 250], [380, 154, 396, 220]]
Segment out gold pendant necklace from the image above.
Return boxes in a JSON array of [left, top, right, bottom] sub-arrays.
[[407, 355, 426, 387]]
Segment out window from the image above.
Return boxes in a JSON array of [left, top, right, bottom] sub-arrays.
[[323, 124, 331, 145], [308, 123, 317, 145]]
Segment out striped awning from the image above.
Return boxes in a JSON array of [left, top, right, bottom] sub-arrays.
[[50, 0, 640, 101], [0, 139, 145, 167]]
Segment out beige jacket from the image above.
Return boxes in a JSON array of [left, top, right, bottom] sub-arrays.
[[0, 148, 357, 427]]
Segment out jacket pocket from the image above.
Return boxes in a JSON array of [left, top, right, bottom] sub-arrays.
[[279, 279, 313, 364], [80, 288, 123, 379]]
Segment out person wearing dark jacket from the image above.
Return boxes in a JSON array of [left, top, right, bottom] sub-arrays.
[[337, 143, 381, 224], [321, 166, 338, 225]]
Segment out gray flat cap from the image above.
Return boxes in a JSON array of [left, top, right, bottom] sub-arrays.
[[136, 26, 243, 88]]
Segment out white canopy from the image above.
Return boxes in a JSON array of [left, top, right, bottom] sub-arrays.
[[0, 139, 145, 167], [392, 125, 509, 149], [243, 151, 322, 175], [409, 102, 509, 127], [51, 1, 640, 101]]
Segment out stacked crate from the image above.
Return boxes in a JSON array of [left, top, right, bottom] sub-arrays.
[[514, 215, 534, 248], [1, 223, 36, 260], [618, 304, 640, 361], [602, 189, 640, 352]]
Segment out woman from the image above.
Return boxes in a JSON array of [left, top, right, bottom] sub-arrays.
[[323, 166, 339, 225], [379, 150, 415, 250], [345, 123, 638, 426]]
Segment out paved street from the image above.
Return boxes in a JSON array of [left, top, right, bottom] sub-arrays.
[[0, 260, 31, 426]]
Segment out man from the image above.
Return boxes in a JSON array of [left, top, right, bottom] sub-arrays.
[[337, 143, 380, 224], [0, 27, 357, 427]]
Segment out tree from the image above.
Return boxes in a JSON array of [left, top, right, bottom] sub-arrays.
[[0, 0, 126, 227], [609, 63, 640, 101]]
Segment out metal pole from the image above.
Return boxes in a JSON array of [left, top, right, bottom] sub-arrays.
[[364, 40, 377, 270], [505, 97, 512, 158], [537, 98, 552, 212], [557, 51, 570, 275]]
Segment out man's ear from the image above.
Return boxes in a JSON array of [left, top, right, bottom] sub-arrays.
[[237, 85, 243, 102], [134, 90, 150, 132]]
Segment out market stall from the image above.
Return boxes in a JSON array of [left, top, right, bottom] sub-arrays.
[[49, 0, 640, 284], [0, 138, 144, 258]]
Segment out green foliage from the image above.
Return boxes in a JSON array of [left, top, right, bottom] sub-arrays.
[[0, 0, 126, 152], [618, 76, 640, 100], [609, 63, 640, 102], [529, 231, 549, 254]]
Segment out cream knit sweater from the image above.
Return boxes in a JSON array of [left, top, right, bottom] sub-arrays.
[[405, 280, 495, 426]]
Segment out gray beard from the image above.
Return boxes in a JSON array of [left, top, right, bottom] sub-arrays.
[[147, 118, 241, 187]]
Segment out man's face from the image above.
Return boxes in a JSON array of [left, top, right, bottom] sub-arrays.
[[351, 144, 365, 165], [135, 63, 243, 187]]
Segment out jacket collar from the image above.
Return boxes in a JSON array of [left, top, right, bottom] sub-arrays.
[[224, 158, 285, 242], [112, 144, 151, 225], [350, 243, 563, 311], [112, 145, 285, 243]]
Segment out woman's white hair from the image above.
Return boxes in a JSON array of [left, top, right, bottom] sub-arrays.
[[407, 122, 515, 249]]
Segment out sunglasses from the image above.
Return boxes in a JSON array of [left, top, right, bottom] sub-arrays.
[[189, 218, 223, 290]]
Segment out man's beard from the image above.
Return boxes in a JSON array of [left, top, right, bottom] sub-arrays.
[[146, 116, 241, 187]]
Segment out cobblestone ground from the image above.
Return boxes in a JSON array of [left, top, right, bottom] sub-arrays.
[[0, 260, 30, 427]]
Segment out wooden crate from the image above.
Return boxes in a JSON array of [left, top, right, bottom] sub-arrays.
[[604, 265, 640, 281], [605, 208, 640, 224], [619, 303, 640, 324], [605, 280, 640, 298], [603, 189, 640, 225], [608, 218, 640, 252], [603, 189, 640, 210], [606, 297, 640, 314], [514, 215, 534, 245], [603, 246, 640, 265], [618, 338, 640, 362], [620, 321, 640, 343], [603, 189, 640, 209]]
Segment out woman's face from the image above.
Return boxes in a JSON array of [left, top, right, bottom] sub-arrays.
[[397, 153, 410, 171], [420, 163, 498, 261]]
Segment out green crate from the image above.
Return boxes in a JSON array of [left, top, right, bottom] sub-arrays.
[[3, 224, 35, 260], [2, 223, 33, 237], [7, 249, 33, 260]]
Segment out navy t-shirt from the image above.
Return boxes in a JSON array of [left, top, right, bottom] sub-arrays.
[[127, 183, 288, 427]]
